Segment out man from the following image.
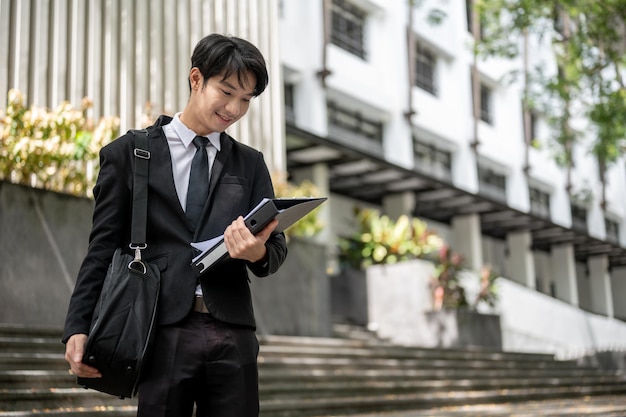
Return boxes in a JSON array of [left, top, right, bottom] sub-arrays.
[[63, 34, 288, 417]]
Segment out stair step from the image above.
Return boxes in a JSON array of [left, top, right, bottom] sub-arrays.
[[3, 385, 625, 417], [259, 336, 571, 368], [332, 323, 390, 342], [256, 354, 596, 373], [295, 394, 626, 417], [259, 343, 562, 363], [259, 385, 626, 416], [0, 353, 67, 370], [0, 337, 63, 353], [0, 370, 78, 389], [259, 376, 626, 396], [0, 388, 137, 412], [0, 406, 137, 417], [0, 370, 75, 386], [1, 324, 625, 416], [0, 325, 62, 339], [259, 367, 615, 380]]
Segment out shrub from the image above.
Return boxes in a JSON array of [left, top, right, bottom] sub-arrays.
[[0, 89, 119, 197]]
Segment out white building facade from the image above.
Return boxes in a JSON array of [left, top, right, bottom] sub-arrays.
[[2, 0, 626, 353], [278, 0, 626, 323]]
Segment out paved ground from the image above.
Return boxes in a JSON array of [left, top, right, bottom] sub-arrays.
[[343, 395, 626, 417]]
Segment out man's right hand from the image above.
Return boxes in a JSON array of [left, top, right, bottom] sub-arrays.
[[65, 333, 102, 378]]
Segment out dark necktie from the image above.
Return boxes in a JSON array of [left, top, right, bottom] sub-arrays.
[[186, 136, 210, 229]]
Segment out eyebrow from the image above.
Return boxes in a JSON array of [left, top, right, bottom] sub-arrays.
[[220, 79, 255, 97]]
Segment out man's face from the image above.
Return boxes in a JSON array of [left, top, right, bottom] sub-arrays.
[[186, 69, 256, 135]]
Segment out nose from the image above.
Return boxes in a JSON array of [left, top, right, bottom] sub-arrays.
[[224, 99, 241, 118]]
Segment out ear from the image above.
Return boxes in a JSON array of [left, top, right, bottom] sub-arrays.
[[189, 68, 203, 90]]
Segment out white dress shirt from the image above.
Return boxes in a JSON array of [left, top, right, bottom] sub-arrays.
[[162, 113, 221, 212]]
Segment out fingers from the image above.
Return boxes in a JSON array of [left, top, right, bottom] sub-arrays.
[[65, 334, 102, 379], [224, 217, 277, 262]]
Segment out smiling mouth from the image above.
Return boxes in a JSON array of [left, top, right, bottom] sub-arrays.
[[217, 113, 233, 123]]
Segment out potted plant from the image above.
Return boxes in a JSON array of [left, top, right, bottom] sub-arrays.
[[427, 245, 501, 349], [334, 208, 444, 326], [336, 208, 501, 349]]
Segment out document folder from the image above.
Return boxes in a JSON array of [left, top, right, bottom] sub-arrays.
[[191, 197, 327, 275]]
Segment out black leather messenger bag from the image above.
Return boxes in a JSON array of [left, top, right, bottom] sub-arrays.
[[77, 130, 160, 399]]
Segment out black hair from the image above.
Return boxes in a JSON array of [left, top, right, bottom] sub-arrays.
[[190, 33, 269, 96]]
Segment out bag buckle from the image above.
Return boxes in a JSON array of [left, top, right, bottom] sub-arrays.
[[134, 148, 151, 159], [128, 243, 148, 274]]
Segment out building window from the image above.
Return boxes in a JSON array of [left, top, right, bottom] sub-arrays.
[[415, 43, 437, 96], [331, 0, 367, 59], [606, 218, 620, 243], [327, 101, 383, 142], [284, 83, 295, 123], [480, 83, 493, 124], [466, 0, 473, 32], [478, 165, 506, 201], [529, 187, 550, 219], [466, 0, 485, 39], [413, 139, 451, 179], [571, 204, 587, 231]]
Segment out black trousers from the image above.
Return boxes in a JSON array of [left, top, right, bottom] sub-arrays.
[[137, 311, 260, 417]]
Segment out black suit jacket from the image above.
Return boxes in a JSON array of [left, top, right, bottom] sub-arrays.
[[63, 116, 288, 342]]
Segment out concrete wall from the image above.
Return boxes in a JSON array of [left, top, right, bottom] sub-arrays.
[[498, 278, 626, 359], [0, 182, 92, 326], [251, 238, 331, 337], [0, 181, 331, 336], [365, 259, 626, 358]]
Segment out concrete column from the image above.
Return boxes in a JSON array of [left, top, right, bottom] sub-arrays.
[[383, 192, 416, 220], [451, 214, 483, 271], [550, 244, 579, 306], [588, 255, 614, 318], [611, 267, 626, 320], [505, 231, 536, 288]]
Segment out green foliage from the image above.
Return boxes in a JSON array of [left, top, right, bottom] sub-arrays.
[[339, 208, 498, 310], [272, 172, 325, 239], [0, 89, 120, 197], [474, 0, 626, 174], [338, 208, 444, 269]]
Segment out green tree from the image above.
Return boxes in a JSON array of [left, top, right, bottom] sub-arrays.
[[473, 0, 626, 207]]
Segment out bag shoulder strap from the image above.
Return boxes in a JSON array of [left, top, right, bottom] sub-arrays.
[[130, 129, 150, 248]]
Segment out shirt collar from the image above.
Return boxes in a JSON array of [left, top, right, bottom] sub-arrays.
[[171, 113, 222, 151]]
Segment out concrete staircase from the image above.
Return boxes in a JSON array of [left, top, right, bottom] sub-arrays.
[[1, 324, 625, 416]]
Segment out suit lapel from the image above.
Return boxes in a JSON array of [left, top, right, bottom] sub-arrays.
[[147, 126, 188, 221], [207, 132, 232, 201]]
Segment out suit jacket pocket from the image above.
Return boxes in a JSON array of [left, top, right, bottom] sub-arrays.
[[209, 176, 250, 227]]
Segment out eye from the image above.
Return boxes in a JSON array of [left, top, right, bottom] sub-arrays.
[[221, 89, 232, 96]]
